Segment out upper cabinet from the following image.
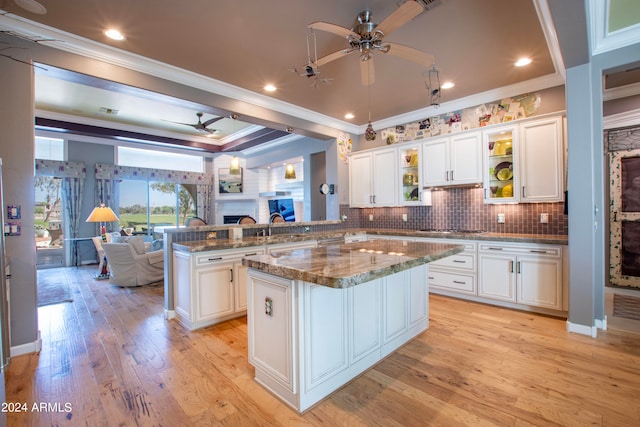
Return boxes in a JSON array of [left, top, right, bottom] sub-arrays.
[[349, 147, 398, 207], [483, 115, 564, 204], [422, 131, 482, 188], [484, 123, 519, 203], [518, 116, 564, 203], [398, 145, 430, 206]]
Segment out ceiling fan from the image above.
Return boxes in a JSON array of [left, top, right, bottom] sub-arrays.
[[168, 112, 224, 135], [309, 0, 435, 86]]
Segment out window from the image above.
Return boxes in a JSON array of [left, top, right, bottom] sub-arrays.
[[117, 146, 203, 172], [118, 180, 196, 236], [35, 136, 64, 160]]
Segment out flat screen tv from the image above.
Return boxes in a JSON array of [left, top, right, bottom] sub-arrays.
[[268, 198, 295, 222]]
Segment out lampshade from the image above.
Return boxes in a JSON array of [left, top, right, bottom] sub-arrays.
[[284, 163, 296, 180], [229, 156, 241, 175], [86, 203, 119, 223]]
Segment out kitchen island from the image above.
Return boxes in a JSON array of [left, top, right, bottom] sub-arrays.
[[242, 239, 462, 413]]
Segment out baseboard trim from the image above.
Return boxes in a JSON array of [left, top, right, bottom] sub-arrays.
[[10, 330, 42, 357], [165, 309, 176, 320], [595, 315, 608, 331], [566, 321, 597, 337]]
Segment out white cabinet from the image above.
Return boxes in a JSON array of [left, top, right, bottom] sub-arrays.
[[483, 115, 564, 204], [349, 148, 397, 207], [422, 131, 482, 187], [519, 116, 564, 202], [173, 246, 265, 330], [478, 243, 563, 310], [247, 264, 429, 413], [419, 239, 477, 296]]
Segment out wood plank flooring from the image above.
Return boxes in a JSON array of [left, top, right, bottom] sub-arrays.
[[5, 266, 640, 426]]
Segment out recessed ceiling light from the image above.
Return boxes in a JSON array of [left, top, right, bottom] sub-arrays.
[[14, 0, 47, 14], [344, 113, 355, 119], [515, 57, 532, 67], [264, 84, 277, 92], [105, 29, 125, 41], [441, 82, 454, 89]]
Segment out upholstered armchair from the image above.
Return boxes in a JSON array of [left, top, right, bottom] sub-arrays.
[[101, 236, 164, 287]]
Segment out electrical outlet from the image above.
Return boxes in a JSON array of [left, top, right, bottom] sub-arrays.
[[497, 213, 505, 223], [540, 213, 549, 223], [402, 213, 408, 222], [369, 214, 374, 221]]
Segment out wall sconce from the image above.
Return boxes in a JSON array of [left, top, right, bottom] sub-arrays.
[[229, 156, 241, 175], [284, 163, 296, 179]]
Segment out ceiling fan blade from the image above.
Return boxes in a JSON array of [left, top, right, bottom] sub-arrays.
[[360, 57, 375, 86], [316, 48, 354, 67], [202, 116, 224, 128], [308, 21, 357, 39], [384, 42, 435, 67], [375, 1, 423, 37]]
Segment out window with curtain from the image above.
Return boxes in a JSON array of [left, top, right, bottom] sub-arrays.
[[118, 180, 196, 237]]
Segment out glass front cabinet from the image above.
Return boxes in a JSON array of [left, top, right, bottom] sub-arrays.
[[398, 145, 424, 205], [483, 124, 518, 203]]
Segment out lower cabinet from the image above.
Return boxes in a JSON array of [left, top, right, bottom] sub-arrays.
[[247, 264, 429, 413], [173, 246, 265, 330], [478, 243, 563, 310], [368, 234, 565, 314]]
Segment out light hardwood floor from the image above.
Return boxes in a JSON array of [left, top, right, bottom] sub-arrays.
[[6, 266, 640, 426]]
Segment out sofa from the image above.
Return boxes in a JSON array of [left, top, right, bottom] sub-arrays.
[[101, 236, 164, 287]]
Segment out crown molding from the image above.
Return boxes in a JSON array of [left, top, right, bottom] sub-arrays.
[[603, 107, 640, 129], [369, 72, 565, 132]]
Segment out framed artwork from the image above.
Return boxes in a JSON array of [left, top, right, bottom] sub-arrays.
[[218, 168, 243, 194]]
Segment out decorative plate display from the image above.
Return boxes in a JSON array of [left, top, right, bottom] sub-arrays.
[[494, 161, 513, 181]]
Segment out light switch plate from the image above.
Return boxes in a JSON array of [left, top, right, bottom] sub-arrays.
[[402, 213, 408, 222], [540, 213, 549, 223], [369, 214, 374, 221], [497, 213, 505, 223]]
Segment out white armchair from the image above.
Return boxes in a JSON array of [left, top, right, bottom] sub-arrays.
[[101, 236, 164, 287]]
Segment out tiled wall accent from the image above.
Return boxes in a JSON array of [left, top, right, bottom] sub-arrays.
[[340, 187, 568, 235]]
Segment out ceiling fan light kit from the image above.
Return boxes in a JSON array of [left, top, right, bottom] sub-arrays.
[[307, 0, 437, 139]]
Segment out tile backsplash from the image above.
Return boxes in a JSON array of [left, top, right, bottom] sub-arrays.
[[341, 187, 568, 235]]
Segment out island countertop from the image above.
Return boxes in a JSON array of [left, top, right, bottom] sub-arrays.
[[242, 239, 463, 289]]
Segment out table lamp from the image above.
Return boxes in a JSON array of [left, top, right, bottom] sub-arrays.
[[86, 203, 119, 241], [86, 203, 119, 280]]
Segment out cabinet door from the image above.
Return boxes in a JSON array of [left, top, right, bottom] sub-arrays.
[[195, 262, 235, 322], [519, 117, 564, 202], [173, 251, 193, 321], [516, 255, 563, 310], [247, 271, 294, 392], [422, 137, 449, 187], [349, 152, 373, 207], [450, 131, 482, 185], [372, 148, 398, 206], [478, 252, 516, 302]]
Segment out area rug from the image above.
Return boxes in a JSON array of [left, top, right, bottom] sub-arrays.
[[37, 267, 74, 307]]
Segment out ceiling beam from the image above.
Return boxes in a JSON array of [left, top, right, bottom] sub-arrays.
[[220, 128, 290, 152], [35, 117, 222, 153]]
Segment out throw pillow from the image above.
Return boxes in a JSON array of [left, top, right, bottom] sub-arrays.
[[128, 236, 147, 255], [151, 239, 164, 251]]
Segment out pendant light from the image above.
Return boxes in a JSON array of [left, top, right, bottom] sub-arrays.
[[364, 60, 376, 141], [284, 163, 296, 180]]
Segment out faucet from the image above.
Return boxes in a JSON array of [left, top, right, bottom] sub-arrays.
[[256, 229, 266, 238]]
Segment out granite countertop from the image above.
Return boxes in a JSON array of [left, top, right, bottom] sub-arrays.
[[242, 239, 463, 289], [172, 228, 567, 253]]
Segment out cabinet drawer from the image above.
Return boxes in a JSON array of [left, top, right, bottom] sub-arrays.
[[195, 248, 264, 266], [478, 244, 561, 257], [429, 253, 476, 271], [428, 270, 475, 294]]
